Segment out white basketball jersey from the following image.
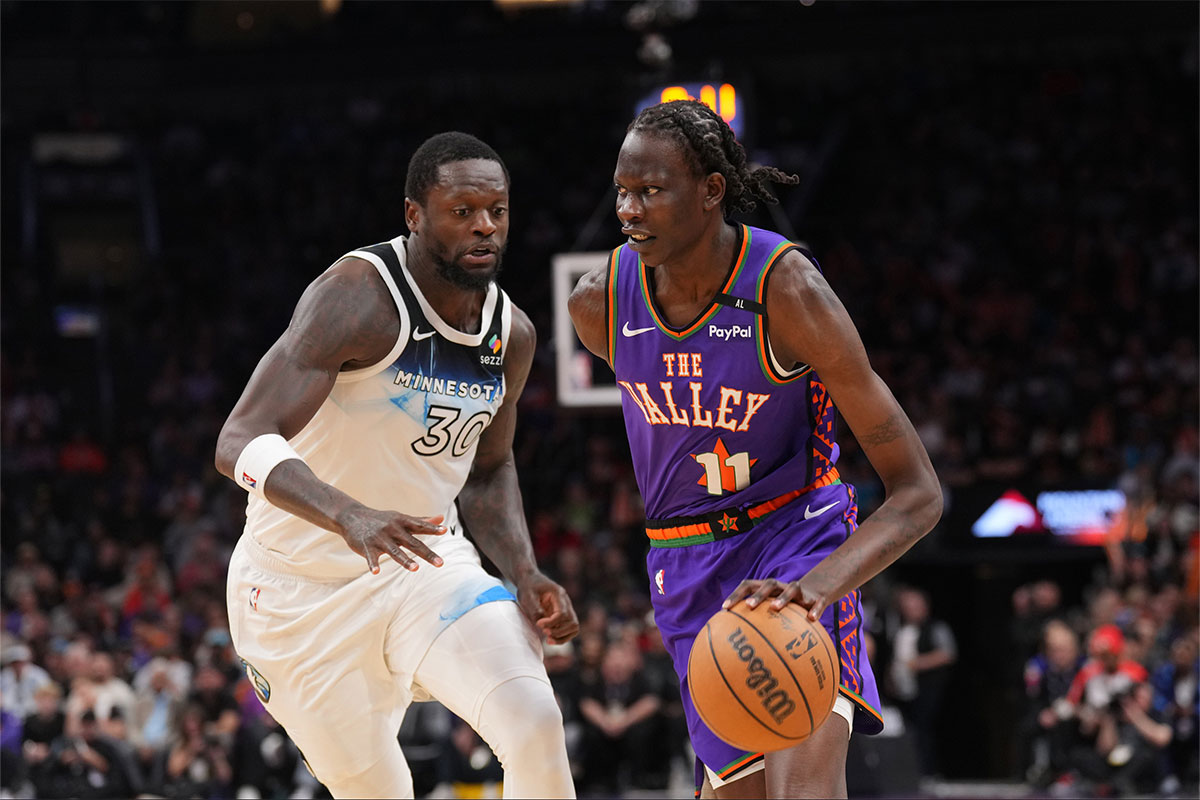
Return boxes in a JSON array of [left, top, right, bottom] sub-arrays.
[[243, 235, 511, 578]]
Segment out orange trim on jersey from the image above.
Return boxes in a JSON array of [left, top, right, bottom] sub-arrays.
[[647, 521, 713, 542], [838, 685, 885, 729], [638, 225, 751, 341], [717, 751, 763, 779], [755, 242, 811, 385], [645, 467, 840, 543], [745, 468, 841, 520], [606, 247, 621, 367]]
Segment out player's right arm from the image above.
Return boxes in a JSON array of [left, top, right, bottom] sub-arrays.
[[214, 257, 445, 573], [567, 263, 612, 367]]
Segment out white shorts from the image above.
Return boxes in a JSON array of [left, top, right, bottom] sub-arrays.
[[226, 531, 549, 786]]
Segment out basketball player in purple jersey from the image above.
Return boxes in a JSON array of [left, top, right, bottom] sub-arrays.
[[569, 100, 942, 798]]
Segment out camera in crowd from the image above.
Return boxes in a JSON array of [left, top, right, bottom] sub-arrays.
[[1105, 683, 1137, 715]]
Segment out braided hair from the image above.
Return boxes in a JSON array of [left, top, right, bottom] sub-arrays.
[[629, 99, 799, 216]]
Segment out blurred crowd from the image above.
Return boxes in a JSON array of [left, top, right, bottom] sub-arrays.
[[1010, 576, 1198, 798], [2, 3, 1197, 798]]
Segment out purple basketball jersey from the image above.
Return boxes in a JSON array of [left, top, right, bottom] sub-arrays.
[[606, 225, 885, 781], [607, 224, 838, 523]]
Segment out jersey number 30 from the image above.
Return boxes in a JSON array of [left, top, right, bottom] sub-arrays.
[[412, 405, 492, 458]]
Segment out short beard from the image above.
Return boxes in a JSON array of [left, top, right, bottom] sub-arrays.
[[432, 250, 503, 291]]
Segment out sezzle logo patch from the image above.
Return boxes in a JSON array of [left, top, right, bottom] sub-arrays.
[[480, 335, 503, 366], [708, 324, 752, 341]]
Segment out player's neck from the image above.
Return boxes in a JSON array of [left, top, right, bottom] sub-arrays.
[[406, 244, 488, 334], [654, 220, 739, 302], [422, 283, 487, 334]]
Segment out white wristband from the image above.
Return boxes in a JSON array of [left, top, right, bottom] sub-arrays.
[[234, 434, 303, 500]]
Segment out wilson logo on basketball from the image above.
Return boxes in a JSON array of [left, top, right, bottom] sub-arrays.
[[727, 627, 797, 724]]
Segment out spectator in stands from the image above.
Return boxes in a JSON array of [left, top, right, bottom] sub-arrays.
[[1012, 580, 1065, 663], [1060, 623, 1151, 793], [636, 612, 684, 790], [186, 664, 240, 746], [42, 708, 142, 798], [149, 702, 233, 799], [889, 586, 957, 778], [1068, 681, 1173, 796], [133, 644, 192, 704], [0, 642, 51, 719], [1023, 620, 1085, 786], [1151, 630, 1199, 791], [86, 650, 136, 729], [1068, 625, 1148, 706], [130, 660, 183, 768], [119, 546, 174, 632], [21, 681, 65, 761], [577, 638, 663, 793]]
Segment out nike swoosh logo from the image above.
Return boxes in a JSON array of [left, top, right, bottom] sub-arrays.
[[804, 501, 840, 520], [622, 321, 656, 337], [413, 329, 436, 341]]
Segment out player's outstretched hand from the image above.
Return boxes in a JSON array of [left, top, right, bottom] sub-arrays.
[[723, 578, 830, 623], [517, 572, 580, 645], [338, 509, 447, 575]]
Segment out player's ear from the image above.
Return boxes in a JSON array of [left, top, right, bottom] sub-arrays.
[[703, 172, 726, 212], [404, 198, 421, 232]]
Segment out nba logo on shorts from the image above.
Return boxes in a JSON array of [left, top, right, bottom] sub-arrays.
[[655, 569, 665, 595], [249, 587, 261, 611]]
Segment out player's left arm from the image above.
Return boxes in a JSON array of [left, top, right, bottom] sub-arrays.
[[458, 305, 580, 644], [726, 249, 942, 620]]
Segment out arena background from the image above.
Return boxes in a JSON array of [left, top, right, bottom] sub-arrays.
[[1, 1, 1196, 798]]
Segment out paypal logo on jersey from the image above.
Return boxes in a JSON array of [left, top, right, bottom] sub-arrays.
[[709, 324, 752, 341]]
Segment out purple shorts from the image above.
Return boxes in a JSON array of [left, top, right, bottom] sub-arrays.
[[645, 481, 883, 783]]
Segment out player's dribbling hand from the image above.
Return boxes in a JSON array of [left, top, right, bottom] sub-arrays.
[[723, 578, 830, 622], [338, 508, 447, 574], [516, 572, 580, 645]]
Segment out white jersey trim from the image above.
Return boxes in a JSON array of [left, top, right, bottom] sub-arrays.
[[499, 288, 512, 400], [765, 331, 810, 379], [388, 237, 499, 347], [499, 289, 513, 357], [332, 245, 412, 384]]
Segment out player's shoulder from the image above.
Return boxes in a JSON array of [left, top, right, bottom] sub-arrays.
[[761, 245, 833, 312], [566, 260, 611, 342], [295, 254, 396, 334], [306, 253, 386, 296], [770, 244, 821, 280], [569, 255, 612, 303], [325, 253, 385, 285]]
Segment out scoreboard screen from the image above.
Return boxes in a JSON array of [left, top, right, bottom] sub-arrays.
[[635, 82, 744, 140]]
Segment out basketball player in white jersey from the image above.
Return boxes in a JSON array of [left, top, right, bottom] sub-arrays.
[[215, 132, 578, 799]]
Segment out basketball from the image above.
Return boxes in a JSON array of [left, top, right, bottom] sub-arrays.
[[687, 600, 837, 753]]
